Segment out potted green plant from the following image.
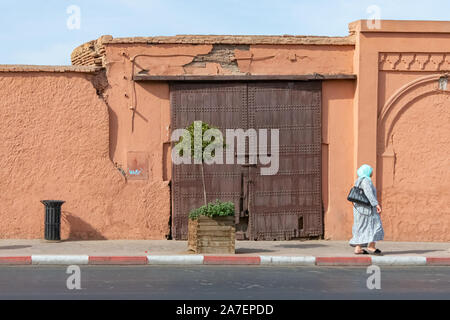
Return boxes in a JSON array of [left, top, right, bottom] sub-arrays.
[[175, 121, 235, 254], [188, 200, 236, 254], [175, 121, 224, 206]]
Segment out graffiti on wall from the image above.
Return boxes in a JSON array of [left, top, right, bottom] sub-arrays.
[[127, 152, 149, 180]]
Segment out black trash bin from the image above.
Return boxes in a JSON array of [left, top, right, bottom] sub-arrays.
[[41, 200, 65, 241]]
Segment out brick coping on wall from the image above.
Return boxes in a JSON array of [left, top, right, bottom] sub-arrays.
[[0, 65, 102, 73], [70, 34, 356, 67], [102, 34, 356, 45]]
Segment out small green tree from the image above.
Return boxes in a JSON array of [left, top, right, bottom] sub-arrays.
[[175, 121, 225, 206], [189, 200, 235, 220]]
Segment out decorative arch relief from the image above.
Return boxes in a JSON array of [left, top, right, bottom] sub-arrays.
[[379, 53, 450, 72], [378, 73, 449, 187], [379, 73, 448, 129]]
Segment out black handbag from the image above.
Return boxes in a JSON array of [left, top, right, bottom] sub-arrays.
[[347, 178, 371, 206]]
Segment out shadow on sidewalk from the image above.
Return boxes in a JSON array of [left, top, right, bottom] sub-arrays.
[[0, 245, 32, 250], [236, 248, 275, 254], [383, 250, 443, 255], [275, 244, 328, 249]]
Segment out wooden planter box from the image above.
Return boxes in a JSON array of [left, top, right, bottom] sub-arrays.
[[188, 215, 235, 254]]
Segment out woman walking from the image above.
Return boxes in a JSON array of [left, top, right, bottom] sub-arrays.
[[349, 164, 384, 255]]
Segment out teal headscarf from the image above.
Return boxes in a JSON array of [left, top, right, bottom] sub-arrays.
[[357, 164, 373, 180]]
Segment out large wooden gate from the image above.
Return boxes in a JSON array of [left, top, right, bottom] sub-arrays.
[[171, 81, 322, 240]]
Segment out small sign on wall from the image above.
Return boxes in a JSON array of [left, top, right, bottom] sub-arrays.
[[127, 151, 149, 180]]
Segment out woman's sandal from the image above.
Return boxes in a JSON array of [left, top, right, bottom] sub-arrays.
[[354, 249, 369, 255], [367, 249, 383, 256]]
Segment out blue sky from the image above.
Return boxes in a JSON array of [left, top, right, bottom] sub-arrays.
[[0, 0, 449, 65]]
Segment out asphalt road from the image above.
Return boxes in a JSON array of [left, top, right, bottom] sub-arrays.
[[0, 266, 449, 300]]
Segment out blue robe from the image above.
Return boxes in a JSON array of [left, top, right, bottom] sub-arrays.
[[349, 177, 384, 247]]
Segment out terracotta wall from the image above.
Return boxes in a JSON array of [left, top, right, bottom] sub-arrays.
[[102, 43, 213, 172], [322, 80, 355, 240], [0, 41, 356, 240], [235, 45, 354, 75], [102, 41, 354, 164], [378, 70, 450, 241], [101, 41, 356, 240], [0, 71, 170, 240], [101, 40, 354, 177], [352, 20, 450, 241], [1, 20, 448, 241], [108, 43, 354, 78]]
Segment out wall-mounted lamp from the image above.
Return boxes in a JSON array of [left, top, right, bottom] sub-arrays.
[[438, 76, 448, 91]]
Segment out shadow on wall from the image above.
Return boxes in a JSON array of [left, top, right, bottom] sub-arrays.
[[108, 105, 119, 161], [62, 211, 107, 240]]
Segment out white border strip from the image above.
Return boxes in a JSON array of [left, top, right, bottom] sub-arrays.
[[25, 255, 435, 266], [147, 255, 204, 265], [260, 256, 316, 266], [371, 256, 427, 266], [31, 255, 89, 265]]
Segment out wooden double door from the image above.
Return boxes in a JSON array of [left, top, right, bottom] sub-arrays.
[[171, 81, 322, 241]]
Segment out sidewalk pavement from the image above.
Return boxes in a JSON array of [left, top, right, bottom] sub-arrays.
[[0, 240, 449, 266]]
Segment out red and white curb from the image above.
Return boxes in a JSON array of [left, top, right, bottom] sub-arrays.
[[148, 256, 204, 265], [0, 255, 449, 266], [260, 256, 316, 266]]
